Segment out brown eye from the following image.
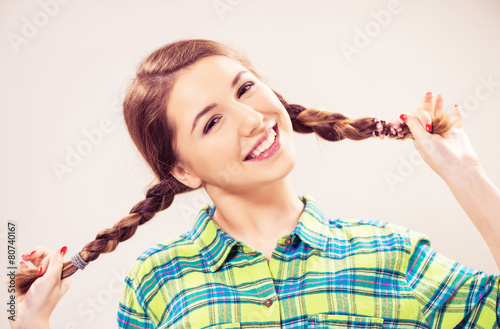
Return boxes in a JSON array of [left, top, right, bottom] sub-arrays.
[[238, 82, 254, 98], [203, 116, 221, 134]]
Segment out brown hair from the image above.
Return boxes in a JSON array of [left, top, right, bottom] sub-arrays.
[[14, 39, 452, 296]]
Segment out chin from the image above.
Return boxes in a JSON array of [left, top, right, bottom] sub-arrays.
[[242, 154, 296, 190], [266, 150, 296, 181]]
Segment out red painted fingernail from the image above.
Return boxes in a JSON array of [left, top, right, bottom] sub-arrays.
[[399, 114, 407, 122], [426, 92, 432, 97], [426, 124, 433, 132], [38, 266, 43, 276], [20, 261, 26, 267], [29, 250, 36, 257], [454, 104, 458, 107], [60, 246, 67, 256]]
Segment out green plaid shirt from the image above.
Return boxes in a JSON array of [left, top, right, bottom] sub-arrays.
[[117, 195, 500, 328]]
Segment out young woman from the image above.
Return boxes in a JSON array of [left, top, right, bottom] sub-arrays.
[[11, 39, 500, 328]]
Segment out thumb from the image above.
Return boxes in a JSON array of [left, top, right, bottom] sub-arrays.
[[401, 113, 429, 141], [45, 246, 66, 280], [45, 246, 71, 294]]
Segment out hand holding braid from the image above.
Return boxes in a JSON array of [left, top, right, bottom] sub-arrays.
[[13, 177, 189, 297], [274, 91, 453, 141]]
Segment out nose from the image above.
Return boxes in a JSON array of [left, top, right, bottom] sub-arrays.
[[234, 103, 264, 136]]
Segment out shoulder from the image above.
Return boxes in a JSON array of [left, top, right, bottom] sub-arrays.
[[124, 230, 199, 284], [327, 217, 431, 253], [302, 195, 430, 252], [118, 231, 200, 321], [330, 217, 427, 235]]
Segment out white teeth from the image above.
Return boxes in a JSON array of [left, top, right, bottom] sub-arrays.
[[247, 127, 277, 159]]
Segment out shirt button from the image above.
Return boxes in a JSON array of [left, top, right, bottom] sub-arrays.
[[264, 298, 273, 307], [284, 237, 292, 245]]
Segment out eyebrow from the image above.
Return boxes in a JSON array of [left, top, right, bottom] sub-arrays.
[[191, 70, 249, 134], [231, 70, 247, 88], [191, 103, 217, 134]]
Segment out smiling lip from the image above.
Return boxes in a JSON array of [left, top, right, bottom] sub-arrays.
[[244, 124, 280, 162]]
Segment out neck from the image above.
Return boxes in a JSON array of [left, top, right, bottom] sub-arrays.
[[205, 178, 305, 246]]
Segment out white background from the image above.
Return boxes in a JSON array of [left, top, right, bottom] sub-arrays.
[[1, 0, 500, 328]]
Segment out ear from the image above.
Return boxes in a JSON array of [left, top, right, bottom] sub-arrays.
[[170, 163, 202, 189]]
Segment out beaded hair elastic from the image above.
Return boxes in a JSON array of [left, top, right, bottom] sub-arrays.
[[372, 117, 405, 140], [71, 252, 88, 270]]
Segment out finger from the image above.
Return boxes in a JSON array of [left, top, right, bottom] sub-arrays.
[[56, 247, 71, 296], [453, 104, 464, 129], [412, 107, 433, 133], [401, 113, 430, 141], [22, 246, 53, 267], [21, 249, 38, 260], [435, 94, 444, 118], [39, 255, 53, 276], [19, 261, 29, 270], [422, 92, 434, 117], [44, 246, 67, 280]]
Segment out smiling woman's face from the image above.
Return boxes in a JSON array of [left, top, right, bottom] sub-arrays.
[[166, 55, 297, 194]]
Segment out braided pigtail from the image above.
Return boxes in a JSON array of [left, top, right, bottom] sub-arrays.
[[14, 177, 191, 297], [273, 91, 454, 140]]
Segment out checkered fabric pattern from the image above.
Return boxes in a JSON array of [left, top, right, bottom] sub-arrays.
[[117, 195, 500, 328]]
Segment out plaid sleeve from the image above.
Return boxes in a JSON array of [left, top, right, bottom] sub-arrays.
[[405, 231, 500, 328], [117, 260, 155, 329]]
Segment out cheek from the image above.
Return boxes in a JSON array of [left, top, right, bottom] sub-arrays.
[[254, 93, 280, 111], [260, 85, 286, 108], [200, 138, 239, 167], [195, 139, 243, 184]]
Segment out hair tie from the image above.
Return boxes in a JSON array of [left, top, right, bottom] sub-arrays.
[[372, 117, 405, 140], [71, 252, 88, 270]]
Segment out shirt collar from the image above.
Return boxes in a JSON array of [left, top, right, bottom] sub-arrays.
[[189, 195, 331, 272]]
